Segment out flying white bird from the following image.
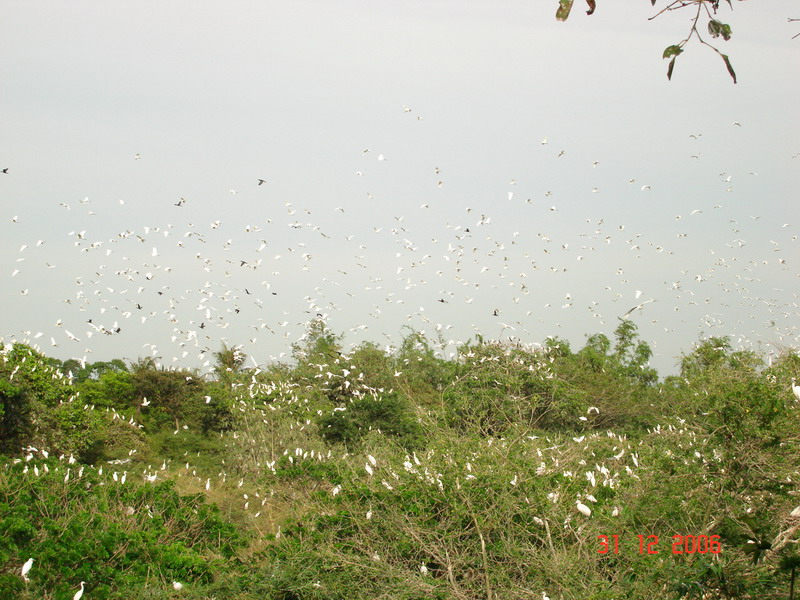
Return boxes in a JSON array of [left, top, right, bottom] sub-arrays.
[[622, 299, 655, 320]]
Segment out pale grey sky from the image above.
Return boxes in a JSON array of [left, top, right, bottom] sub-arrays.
[[2, 1, 798, 375]]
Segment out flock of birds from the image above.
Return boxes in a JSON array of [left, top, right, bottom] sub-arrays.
[[3, 111, 800, 596], [2, 116, 798, 377]]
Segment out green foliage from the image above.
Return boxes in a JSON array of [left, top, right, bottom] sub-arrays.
[[680, 336, 735, 378], [0, 379, 30, 455], [612, 320, 658, 384], [212, 343, 246, 384], [76, 368, 136, 410], [444, 340, 583, 435], [0, 460, 244, 599], [318, 391, 424, 450], [129, 360, 200, 428], [674, 337, 791, 444], [708, 18, 732, 41], [126, 360, 232, 435], [148, 429, 226, 472], [1, 343, 72, 407], [291, 317, 343, 367], [0, 344, 138, 460], [1, 330, 799, 598], [37, 401, 112, 462], [396, 331, 455, 407], [66, 359, 128, 384]]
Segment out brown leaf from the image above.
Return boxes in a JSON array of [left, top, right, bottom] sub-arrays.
[[721, 54, 737, 84], [667, 56, 677, 81]]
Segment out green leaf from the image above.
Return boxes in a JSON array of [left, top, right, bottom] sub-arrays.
[[708, 19, 732, 41], [585, 0, 596, 16], [721, 53, 737, 83], [667, 56, 677, 81], [662, 45, 683, 59], [556, 0, 574, 22]]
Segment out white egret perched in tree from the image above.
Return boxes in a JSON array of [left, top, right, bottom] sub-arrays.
[[792, 378, 800, 403], [73, 581, 85, 600], [21, 557, 33, 581], [173, 581, 184, 590]]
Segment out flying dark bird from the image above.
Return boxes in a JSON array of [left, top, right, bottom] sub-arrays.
[[1, 168, 8, 174], [258, 179, 267, 186], [174, 198, 186, 207]]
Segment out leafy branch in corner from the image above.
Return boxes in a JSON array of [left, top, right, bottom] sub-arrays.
[[651, 0, 736, 83], [556, 0, 739, 83]]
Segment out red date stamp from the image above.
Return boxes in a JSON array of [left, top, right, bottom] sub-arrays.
[[597, 534, 721, 555]]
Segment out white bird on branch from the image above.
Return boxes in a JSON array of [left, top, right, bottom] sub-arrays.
[[21, 557, 33, 581]]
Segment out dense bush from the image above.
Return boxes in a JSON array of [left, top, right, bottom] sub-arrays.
[[443, 339, 585, 435], [318, 390, 425, 450]]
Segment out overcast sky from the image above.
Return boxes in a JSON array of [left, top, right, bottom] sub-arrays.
[[1, 1, 798, 375]]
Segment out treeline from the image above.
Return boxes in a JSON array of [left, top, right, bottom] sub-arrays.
[[5, 318, 795, 460]]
